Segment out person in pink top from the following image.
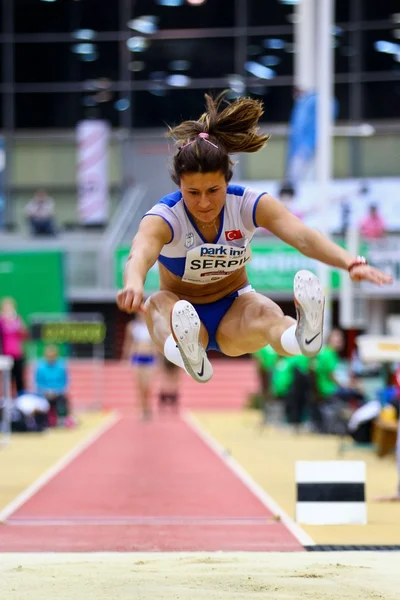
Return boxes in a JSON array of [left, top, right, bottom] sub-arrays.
[[0, 297, 28, 395], [359, 204, 386, 240]]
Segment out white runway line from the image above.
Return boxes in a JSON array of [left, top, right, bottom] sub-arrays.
[[6, 516, 280, 526], [0, 411, 121, 523], [182, 411, 315, 547]]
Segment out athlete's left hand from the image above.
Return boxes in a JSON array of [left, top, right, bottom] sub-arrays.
[[349, 264, 392, 286]]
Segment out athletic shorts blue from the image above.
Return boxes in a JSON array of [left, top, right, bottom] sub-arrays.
[[191, 284, 254, 353], [131, 354, 155, 366]]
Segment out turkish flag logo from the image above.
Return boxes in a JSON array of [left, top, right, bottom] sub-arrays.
[[225, 229, 243, 241]]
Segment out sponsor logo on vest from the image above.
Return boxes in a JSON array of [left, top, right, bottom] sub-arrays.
[[185, 232, 194, 248]]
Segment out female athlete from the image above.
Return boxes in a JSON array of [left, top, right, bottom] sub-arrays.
[[122, 311, 157, 418], [117, 93, 391, 383]]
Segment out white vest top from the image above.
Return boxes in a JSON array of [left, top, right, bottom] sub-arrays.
[[131, 321, 151, 343], [144, 185, 266, 285]]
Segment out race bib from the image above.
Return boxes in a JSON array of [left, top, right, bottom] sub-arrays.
[[182, 242, 252, 285]]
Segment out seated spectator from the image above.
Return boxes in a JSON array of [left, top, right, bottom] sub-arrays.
[[14, 392, 50, 432], [310, 329, 364, 433], [24, 189, 56, 236], [359, 203, 385, 240], [35, 345, 73, 427]]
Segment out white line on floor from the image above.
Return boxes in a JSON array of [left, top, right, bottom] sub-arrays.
[[182, 411, 315, 547], [0, 411, 121, 523], [6, 516, 280, 526]]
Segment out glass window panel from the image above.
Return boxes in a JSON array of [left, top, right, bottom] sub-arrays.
[[130, 38, 235, 81], [250, 0, 351, 27], [334, 29, 351, 74], [15, 92, 119, 128], [14, 0, 73, 34], [0, 95, 3, 129], [247, 35, 293, 78], [133, 0, 234, 30], [79, 0, 119, 32], [247, 86, 294, 123], [132, 87, 227, 128], [14, 0, 119, 34], [15, 42, 119, 83], [362, 81, 400, 119], [334, 83, 350, 120], [363, 30, 400, 73], [335, 0, 351, 23], [362, 1, 399, 22], [248, 1, 294, 28]]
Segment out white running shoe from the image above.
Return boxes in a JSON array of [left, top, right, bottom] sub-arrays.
[[170, 300, 213, 383], [294, 270, 325, 358]]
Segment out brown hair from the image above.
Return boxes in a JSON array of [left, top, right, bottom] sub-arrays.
[[167, 92, 270, 185]]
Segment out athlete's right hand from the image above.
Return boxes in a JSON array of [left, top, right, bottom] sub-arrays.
[[116, 285, 145, 313]]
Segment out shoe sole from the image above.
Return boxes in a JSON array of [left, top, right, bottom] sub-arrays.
[[170, 300, 212, 383], [294, 270, 325, 358]]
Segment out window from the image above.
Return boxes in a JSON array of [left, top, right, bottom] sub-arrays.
[[362, 81, 400, 119], [14, 0, 74, 34], [248, 86, 294, 123], [132, 87, 227, 128], [14, 0, 119, 34], [133, 0, 234, 30], [363, 29, 400, 73], [334, 83, 350, 120], [362, 1, 399, 22], [129, 37, 235, 82], [15, 92, 119, 128], [15, 42, 119, 83], [248, 1, 294, 28], [247, 35, 293, 78]]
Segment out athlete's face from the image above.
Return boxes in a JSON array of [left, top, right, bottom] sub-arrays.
[[180, 171, 227, 223]]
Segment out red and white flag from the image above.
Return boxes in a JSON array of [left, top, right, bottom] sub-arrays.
[[225, 229, 243, 241]]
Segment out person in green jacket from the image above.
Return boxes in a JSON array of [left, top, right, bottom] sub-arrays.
[[313, 328, 344, 398]]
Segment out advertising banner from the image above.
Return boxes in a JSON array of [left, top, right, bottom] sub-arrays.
[[76, 120, 110, 224], [115, 242, 341, 293]]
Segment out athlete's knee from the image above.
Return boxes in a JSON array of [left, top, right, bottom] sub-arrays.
[[248, 301, 284, 329], [145, 291, 178, 313]]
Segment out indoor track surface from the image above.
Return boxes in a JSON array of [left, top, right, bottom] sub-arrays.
[[1, 359, 399, 599]]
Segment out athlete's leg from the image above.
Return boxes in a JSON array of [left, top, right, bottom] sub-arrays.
[[134, 366, 153, 419], [216, 293, 295, 356], [145, 292, 212, 382], [216, 270, 324, 357], [144, 291, 209, 351]]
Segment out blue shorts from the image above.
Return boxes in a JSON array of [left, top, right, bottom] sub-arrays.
[[131, 355, 155, 366], [192, 284, 254, 353]]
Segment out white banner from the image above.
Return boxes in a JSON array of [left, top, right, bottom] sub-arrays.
[[76, 120, 110, 224], [238, 177, 400, 234]]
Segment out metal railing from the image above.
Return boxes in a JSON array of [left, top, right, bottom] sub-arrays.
[[0, 184, 149, 299], [98, 184, 147, 288]]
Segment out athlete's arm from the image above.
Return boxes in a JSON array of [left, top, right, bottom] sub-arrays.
[[117, 215, 172, 313], [254, 194, 391, 286]]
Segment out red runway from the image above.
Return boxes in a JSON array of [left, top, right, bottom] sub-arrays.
[[0, 416, 303, 552]]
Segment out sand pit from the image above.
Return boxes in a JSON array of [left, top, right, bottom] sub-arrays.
[[1, 551, 398, 599]]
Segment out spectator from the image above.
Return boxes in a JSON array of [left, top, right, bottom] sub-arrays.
[[122, 312, 157, 420], [253, 344, 279, 408], [359, 203, 386, 240], [35, 345, 71, 427], [313, 329, 344, 400], [310, 329, 364, 433], [24, 189, 56, 236], [0, 297, 28, 395]]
